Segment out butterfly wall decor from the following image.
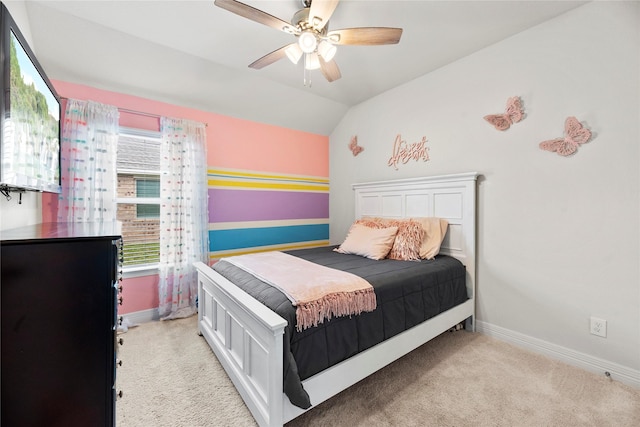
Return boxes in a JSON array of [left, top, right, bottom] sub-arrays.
[[539, 116, 592, 157], [349, 135, 364, 156], [484, 96, 525, 131]]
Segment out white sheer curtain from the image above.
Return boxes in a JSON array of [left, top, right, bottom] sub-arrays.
[[158, 117, 209, 320], [57, 99, 119, 222]]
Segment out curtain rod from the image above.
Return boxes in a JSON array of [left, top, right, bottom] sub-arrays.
[[59, 97, 207, 126], [60, 96, 159, 119], [119, 106, 161, 120]]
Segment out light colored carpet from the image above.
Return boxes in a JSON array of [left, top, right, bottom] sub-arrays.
[[116, 315, 640, 427]]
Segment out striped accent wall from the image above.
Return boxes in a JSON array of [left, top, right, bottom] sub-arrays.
[[208, 168, 329, 259]]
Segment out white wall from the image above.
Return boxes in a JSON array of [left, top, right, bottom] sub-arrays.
[[0, 192, 42, 230], [329, 1, 639, 379], [1, 1, 42, 231]]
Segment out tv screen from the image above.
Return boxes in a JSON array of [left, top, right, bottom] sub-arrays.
[[0, 3, 61, 194]]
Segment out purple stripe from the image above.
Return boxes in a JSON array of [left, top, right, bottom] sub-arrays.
[[209, 189, 329, 223]]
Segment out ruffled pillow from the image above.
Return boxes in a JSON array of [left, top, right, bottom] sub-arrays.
[[334, 223, 398, 260], [356, 218, 425, 261]]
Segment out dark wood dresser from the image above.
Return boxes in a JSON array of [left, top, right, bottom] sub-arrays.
[[1, 222, 122, 427]]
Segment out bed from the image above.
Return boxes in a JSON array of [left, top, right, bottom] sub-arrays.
[[194, 172, 479, 426]]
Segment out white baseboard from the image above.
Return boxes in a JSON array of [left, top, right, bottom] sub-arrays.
[[120, 308, 159, 326], [475, 320, 640, 389]]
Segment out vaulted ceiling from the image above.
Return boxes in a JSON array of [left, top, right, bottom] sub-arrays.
[[13, 0, 587, 135]]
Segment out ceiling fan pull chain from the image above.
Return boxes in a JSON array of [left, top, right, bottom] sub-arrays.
[[304, 55, 312, 87]]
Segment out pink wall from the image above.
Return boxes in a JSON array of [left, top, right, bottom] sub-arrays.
[[46, 80, 329, 315], [49, 80, 328, 173], [210, 115, 328, 176], [118, 275, 159, 314]]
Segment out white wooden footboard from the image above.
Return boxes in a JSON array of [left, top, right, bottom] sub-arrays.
[[195, 261, 286, 427]]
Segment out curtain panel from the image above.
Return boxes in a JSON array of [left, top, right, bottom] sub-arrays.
[[57, 99, 119, 222], [158, 117, 209, 320]]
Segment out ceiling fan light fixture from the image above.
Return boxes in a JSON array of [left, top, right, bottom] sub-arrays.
[[214, 0, 403, 84], [285, 44, 303, 64], [298, 31, 317, 53], [304, 53, 321, 70], [318, 40, 336, 62]]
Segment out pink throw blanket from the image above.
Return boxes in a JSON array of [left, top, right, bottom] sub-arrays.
[[223, 251, 377, 331]]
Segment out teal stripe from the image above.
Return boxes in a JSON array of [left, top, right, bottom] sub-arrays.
[[209, 224, 329, 251]]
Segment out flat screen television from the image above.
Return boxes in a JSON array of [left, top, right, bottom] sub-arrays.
[[0, 2, 61, 194]]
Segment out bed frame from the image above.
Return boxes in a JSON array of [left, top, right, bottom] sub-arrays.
[[194, 172, 479, 427]]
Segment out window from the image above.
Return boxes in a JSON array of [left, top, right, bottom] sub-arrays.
[[116, 128, 161, 271]]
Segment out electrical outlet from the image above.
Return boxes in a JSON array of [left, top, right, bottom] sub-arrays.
[[590, 317, 607, 338]]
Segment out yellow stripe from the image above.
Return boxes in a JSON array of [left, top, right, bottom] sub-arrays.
[[208, 179, 328, 192], [208, 168, 329, 184], [209, 241, 330, 259]]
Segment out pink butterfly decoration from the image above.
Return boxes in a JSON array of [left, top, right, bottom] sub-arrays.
[[349, 135, 364, 156], [539, 116, 592, 157], [484, 96, 524, 131]]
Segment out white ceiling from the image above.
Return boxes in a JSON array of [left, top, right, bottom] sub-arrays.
[[13, 0, 587, 135]]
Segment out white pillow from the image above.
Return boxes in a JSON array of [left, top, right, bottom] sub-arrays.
[[334, 223, 399, 260]]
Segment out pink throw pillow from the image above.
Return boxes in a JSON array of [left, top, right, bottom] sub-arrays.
[[334, 223, 398, 260]]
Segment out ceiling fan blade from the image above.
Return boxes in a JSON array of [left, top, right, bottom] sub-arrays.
[[309, 0, 340, 31], [214, 0, 298, 34], [248, 44, 294, 69], [319, 57, 341, 82], [327, 27, 403, 45]]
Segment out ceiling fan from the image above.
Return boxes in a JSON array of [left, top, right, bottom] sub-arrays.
[[214, 0, 403, 83]]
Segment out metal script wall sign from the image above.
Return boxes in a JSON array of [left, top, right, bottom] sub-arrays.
[[388, 134, 430, 170]]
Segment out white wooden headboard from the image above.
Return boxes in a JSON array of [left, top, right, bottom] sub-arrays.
[[352, 172, 479, 299]]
